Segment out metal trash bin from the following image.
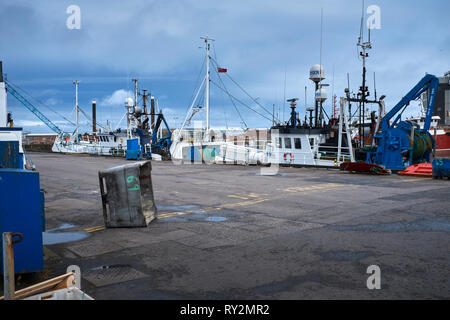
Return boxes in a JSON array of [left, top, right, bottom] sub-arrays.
[[98, 161, 157, 227]]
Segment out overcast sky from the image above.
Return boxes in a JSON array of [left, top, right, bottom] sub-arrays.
[[0, 0, 449, 133]]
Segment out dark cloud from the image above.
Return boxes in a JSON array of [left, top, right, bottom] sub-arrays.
[[1, 0, 449, 132]]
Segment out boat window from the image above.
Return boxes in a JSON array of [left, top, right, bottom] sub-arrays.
[[105, 137, 109, 142], [294, 138, 302, 149], [284, 137, 292, 149], [309, 138, 315, 146], [277, 137, 282, 148]]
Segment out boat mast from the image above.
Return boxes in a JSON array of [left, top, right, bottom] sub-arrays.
[[73, 80, 79, 143], [201, 36, 214, 135], [356, 0, 371, 148]]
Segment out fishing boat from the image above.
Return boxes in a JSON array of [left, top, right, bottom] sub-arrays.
[[52, 130, 128, 156], [52, 81, 155, 157], [170, 37, 267, 165], [170, 39, 354, 167], [265, 93, 354, 167]]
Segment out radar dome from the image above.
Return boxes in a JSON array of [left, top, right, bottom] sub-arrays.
[[309, 65, 325, 82], [133, 106, 143, 115], [125, 97, 134, 107], [315, 88, 327, 102]]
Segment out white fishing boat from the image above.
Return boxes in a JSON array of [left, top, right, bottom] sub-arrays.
[[170, 37, 266, 165], [51, 130, 128, 156], [52, 82, 151, 156], [170, 39, 354, 168], [264, 95, 354, 167]]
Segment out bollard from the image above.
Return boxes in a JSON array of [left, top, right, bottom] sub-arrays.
[[2, 232, 23, 300]]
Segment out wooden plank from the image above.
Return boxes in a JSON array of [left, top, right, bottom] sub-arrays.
[[53, 275, 76, 291], [0, 272, 74, 300]]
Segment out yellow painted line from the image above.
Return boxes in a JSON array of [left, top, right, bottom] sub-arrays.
[[158, 211, 193, 219], [158, 183, 347, 221], [223, 198, 269, 208], [228, 195, 249, 200], [84, 226, 105, 233], [282, 183, 347, 193], [158, 199, 269, 220], [248, 193, 267, 198]]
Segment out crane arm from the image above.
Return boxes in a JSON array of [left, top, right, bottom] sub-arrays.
[[381, 74, 439, 132], [5, 80, 63, 135], [151, 111, 171, 146]]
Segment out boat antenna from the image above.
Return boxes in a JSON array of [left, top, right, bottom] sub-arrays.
[[373, 72, 377, 101], [283, 66, 286, 123], [358, 0, 364, 45], [224, 111, 228, 130], [319, 8, 324, 125], [347, 73, 352, 120], [272, 104, 275, 126], [332, 64, 335, 119], [304, 86, 307, 110], [73, 80, 79, 143], [319, 8, 323, 75]]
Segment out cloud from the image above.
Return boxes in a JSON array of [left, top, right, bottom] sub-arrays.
[[15, 120, 45, 127], [44, 98, 60, 106], [1, 0, 448, 131], [100, 89, 132, 107]]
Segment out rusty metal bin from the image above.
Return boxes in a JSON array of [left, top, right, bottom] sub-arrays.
[[98, 161, 157, 227]]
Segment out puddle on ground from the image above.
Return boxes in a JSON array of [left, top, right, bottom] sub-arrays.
[[158, 204, 245, 223], [327, 217, 450, 233], [43, 223, 90, 245], [46, 223, 75, 231], [205, 216, 228, 222], [253, 172, 282, 177]]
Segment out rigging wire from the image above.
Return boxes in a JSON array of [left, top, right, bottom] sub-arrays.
[[210, 79, 272, 122], [114, 111, 128, 131], [212, 66, 248, 129], [77, 105, 107, 131], [183, 55, 206, 124], [211, 41, 240, 128], [210, 57, 276, 120], [5, 79, 77, 127], [59, 105, 77, 134], [283, 66, 286, 123]]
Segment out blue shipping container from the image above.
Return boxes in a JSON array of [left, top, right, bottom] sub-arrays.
[[0, 168, 44, 273]]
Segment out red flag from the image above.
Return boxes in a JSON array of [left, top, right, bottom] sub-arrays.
[[218, 67, 227, 73]]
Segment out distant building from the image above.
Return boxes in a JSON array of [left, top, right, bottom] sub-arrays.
[[23, 133, 58, 145], [423, 71, 450, 127]]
